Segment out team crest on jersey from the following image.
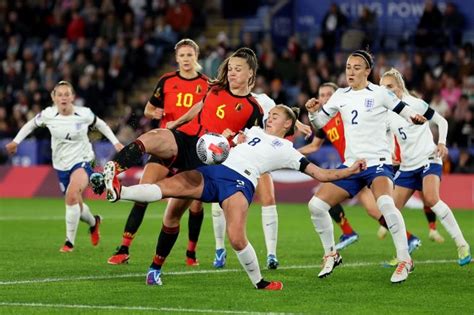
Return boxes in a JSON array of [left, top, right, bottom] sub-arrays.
[[364, 98, 375, 110], [196, 85, 202, 94], [173, 84, 178, 90], [235, 103, 243, 111], [271, 139, 283, 148], [153, 87, 161, 98]]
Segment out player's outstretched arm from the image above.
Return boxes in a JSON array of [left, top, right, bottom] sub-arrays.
[[166, 100, 204, 129], [298, 137, 324, 156], [94, 117, 123, 152], [5, 119, 38, 155], [303, 159, 367, 182]]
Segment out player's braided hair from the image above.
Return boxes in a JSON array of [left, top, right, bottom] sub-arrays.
[[275, 104, 300, 137], [210, 47, 258, 90]]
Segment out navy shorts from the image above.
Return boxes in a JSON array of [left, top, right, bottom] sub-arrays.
[[197, 165, 255, 206], [333, 164, 394, 197], [56, 161, 94, 194], [394, 163, 442, 191]]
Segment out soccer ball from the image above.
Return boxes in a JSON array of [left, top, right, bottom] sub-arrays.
[[196, 133, 230, 165]]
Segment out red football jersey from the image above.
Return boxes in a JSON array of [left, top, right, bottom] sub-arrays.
[[148, 71, 209, 128], [322, 112, 346, 160], [179, 87, 263, 136]]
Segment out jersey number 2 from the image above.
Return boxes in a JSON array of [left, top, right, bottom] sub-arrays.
[[351, 110, 358, 125]]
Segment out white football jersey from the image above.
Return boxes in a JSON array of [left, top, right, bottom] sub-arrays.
[[34, 106, 96, 171], [251, 92, 276, 122], [387, 94, 441, 171], [223, 127, 305, 187], [322, 83, 401, 167]]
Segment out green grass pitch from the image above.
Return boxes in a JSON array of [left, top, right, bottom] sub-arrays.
[[0, 198, 473, 314]]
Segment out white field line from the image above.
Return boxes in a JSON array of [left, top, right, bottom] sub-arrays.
[[0, 259, 459, 286], [0, 302, 284, 314], [0, 214, 162, 221]]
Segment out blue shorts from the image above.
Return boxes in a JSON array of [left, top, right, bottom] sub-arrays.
[[56, 162, 94, 194], [333, 164, 394, 197], [197, 165, 255, 206], [394, 163, 442, 191]]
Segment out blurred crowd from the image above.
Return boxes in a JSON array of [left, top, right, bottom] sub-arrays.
[[1, 0, 473, 172]]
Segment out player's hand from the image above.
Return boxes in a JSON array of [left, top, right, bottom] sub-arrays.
[[5, 141, 18, 155], [305, 98, 321, 113], [348, 159, 367, 174], [236, 131, 247, 144], [391, 153, 400, 166], [114, 143, 124, 152], [436, 143, 448, 159], [221, 128, 235, 139], [166, 120, 177, 129], [295, 121, 312, 138], [410, 114, 427, 125], [153, 108, 164, 120]]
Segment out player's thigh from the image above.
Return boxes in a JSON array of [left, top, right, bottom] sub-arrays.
[[392, 185, 414, 210], [66, 168, 89, 203], [138, 128, 178, 159], [140, 162, 169, 184], [315, 182, 350, 207], [357, 187, 381, 219], [255, 172, 275, 206], [370, 176, 395, 200], [421, 175, 441, 207], [163, 198, 193, 225], [189, 200, 203, 213]]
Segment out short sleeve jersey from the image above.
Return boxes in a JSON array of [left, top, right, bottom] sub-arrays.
[[321, 83, 402, 166], [251, 92, 276, 122], [179, 87, 263, 137], [34, 106, 96, 171], [387, 94, 441, 171], [223, 127, 305, 187], [148, 71, 209, 128], [315, 112, 346, 160]]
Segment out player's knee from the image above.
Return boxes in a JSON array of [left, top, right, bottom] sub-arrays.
[[423, 195, 439, 208], [65, 190, 80, 205], [376, 195, 396, 213], [259, 194, 275, 206], [211, 203, 224, 216], [308, 196, 330, 217], [228, 235, 247, 251]]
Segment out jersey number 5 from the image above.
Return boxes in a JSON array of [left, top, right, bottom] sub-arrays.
[[176, 93, 193, 107]]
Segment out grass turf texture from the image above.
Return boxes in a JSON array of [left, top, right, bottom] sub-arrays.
[[0, 198, 473, 314]]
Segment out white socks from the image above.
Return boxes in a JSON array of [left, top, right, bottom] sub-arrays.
[[377, 195, 410, 262], [212, 203, 226, 250], [431, 200, 467, 247], [80, 203, 96, 226], [65, 203, 81, 245], [308, 196, 334, 255], [121, 184, 163, 203], [261, 205, 278, 256], [235, 243, 262, 287]]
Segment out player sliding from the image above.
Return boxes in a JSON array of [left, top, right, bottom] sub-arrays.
[[381, 68, 471, 266], [103, 105, 367, 290]]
